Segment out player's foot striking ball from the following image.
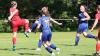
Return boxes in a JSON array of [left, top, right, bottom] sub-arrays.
[[8, 1, 30, 51]]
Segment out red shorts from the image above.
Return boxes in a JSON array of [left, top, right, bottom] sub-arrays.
[[11, 19, 26, 32]]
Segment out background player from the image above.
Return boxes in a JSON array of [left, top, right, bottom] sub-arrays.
[[8, 1, 30, 51], [75, 4, 96, 46], [90, 5, 100, 56]]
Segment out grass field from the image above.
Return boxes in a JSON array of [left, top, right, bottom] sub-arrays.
[[0, 30, 97, 56]]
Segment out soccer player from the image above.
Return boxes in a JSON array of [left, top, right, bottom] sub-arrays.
[[90, 5, 100, 56], [36, 6, 61, 56], [75, 4, 96, 46], [8, 1, 30, 51], [32, 11, 62, 51]]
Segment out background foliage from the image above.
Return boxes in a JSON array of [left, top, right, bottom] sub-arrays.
[[0, 0, 100, 32]]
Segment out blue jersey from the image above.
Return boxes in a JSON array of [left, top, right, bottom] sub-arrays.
[[78, 12, 87, 23], [38, 16, 51, 33], [77, 12, 88, 33]]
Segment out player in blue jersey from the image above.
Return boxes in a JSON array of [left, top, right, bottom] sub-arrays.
[[32, 7, 62, 52], [75, 4, 96, 46], [36, 6, 62, 56]]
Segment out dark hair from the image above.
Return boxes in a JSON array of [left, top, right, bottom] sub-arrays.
[[80, 4, 88, 12], [97, 5, 100, 11]]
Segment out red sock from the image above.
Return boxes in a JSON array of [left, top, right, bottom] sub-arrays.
[[25, 23, 29, 32], [96, 41, 100, 52], [12, 37, 16, 45]]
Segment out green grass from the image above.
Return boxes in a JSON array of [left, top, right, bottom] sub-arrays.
[[0, 30, 97, 56]]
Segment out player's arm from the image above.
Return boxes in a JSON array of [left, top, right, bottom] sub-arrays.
[[8, 9, 18, 21], [82, 12, 90, 21], [35, 19, 41, 32], [50, 17, 62, 25], [90, 19, 98, 32]]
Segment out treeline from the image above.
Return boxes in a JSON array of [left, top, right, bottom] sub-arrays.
[[0, 0, 100, 32], [0, 0, 100, 19]]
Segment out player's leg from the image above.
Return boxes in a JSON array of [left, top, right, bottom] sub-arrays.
[[36, 33, 42, 51], [46, 33, 60, 54], [21, 19, 31, 37], [12, 32, 17, 51], [12, 22, 18, 51], [94, 30, 100, 56], [83, 23, 96, 39], [42, 32, 55, 56], [83, 32, 96, 39], [75, 33, 80, 46]]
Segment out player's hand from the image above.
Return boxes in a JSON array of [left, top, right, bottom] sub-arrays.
[[90, 28, 94, 32], [8, 17, 11, 21], [58, 23, 62, 25], [81, 18, 86, 21]]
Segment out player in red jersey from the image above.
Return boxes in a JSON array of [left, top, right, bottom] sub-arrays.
[[90, 5, 100, 56], [8, 1, 30, 51]]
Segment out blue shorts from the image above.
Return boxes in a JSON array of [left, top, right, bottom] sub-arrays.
[[77, 23, 88, 34], [42, 31, 52, 42]]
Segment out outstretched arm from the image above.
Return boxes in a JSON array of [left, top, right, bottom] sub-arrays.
[[50, 17, 62, 25], [90, 19, 98, 32]]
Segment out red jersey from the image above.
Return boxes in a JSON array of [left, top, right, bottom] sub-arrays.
[[10, 8, 21, 21], [95, 12, 100, 23]]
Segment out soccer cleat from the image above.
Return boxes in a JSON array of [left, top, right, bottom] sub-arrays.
[[93, 53, 99, 56], [56, 48, 60, 55], [75, 42, 78, 46], [24, 32, 29, 38], [12, 45, 16, 51], [51, 52, 55, 56], [35, 48, 41, 51]]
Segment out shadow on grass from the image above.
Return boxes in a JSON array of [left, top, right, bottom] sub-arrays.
[[19, 53, 40, 56], [16, 48, 35, 50], [70, 54, 92, 56], [0, 48, 36, 51], [58, 44, 75, 46], [0, 48, 9, 50]]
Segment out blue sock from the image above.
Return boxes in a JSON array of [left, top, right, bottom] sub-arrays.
[[38, 40, 42, 48], [50, 44, 56, 50], [45, 47, 52, 53], [86, 34, 96, 39], [75, 36, 80, 45]]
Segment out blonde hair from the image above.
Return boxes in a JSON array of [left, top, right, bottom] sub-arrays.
[[11, 1, 17, 7]]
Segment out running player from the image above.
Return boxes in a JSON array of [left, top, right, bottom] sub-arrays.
[[32, 10, 62, 51], [90, 5, 100, 56], [36, 6, 61, 56], [8, 1, 30, 51], [75, 4, 96, 46]]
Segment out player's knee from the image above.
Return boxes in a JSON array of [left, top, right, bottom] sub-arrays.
[[43, 42, 48, 47], [76, 33, 80, 36], [83, 32, 87, 37], [13, 32, 17, 37], [46, 41, 51, 46]]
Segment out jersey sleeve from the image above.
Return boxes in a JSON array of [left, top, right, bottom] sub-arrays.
[[10, 8, 16, 13], [38, 18, 42, 25], [95, 14, 99, 19]]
